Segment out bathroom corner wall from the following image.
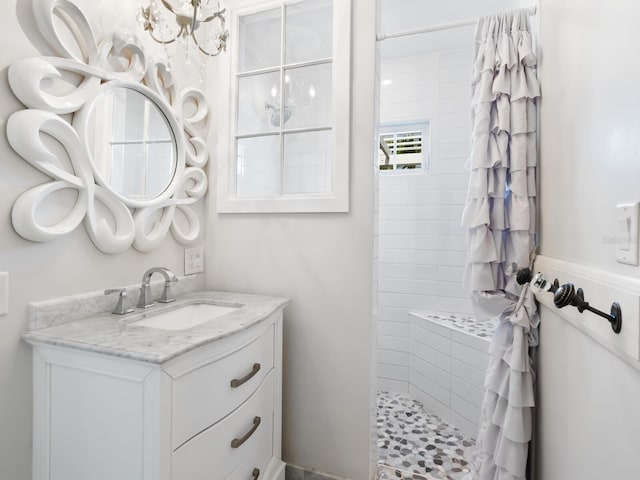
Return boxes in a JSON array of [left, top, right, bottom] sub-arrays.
[[0, 2, 207, 479], [205, 1, 377, 479], [376, 47, 474, 392], [537, 0, 640, 478]]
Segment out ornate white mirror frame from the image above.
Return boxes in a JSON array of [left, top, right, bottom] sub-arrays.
[[7, 0, 210, 254]]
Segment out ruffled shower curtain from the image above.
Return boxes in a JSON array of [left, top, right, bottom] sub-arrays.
[[461, 10, 541, 480]]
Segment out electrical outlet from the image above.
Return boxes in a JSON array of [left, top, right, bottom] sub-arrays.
[[185, 247, 205, 275]]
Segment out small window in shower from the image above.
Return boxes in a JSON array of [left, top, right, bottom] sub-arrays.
[[378, 121, 430, 173]]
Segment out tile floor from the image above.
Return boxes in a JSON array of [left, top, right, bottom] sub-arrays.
[[377, 391, 476, 480]]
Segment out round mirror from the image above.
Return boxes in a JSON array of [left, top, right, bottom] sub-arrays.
[[86, 87, 177, 201]]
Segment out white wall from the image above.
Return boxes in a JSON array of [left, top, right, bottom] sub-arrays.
[[376, 47, 473, 392], [0, 2, 207, 479], [537, 0, 640, 478], [206, 1, 377, 479]]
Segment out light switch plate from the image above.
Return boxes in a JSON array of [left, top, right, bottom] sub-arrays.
[[0, 272, 8, 316], [185, 247, 205, 275], [616, 203, 639, 265]]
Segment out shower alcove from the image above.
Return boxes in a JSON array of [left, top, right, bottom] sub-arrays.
[[374, 0, 536, 478]]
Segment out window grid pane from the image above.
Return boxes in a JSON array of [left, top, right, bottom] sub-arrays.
[[285, 0, 333, 64], [237, 71, 282, 136], [283, 128, 333, 195], [238, 8, 282, 72], [236, 135, 282, 197]]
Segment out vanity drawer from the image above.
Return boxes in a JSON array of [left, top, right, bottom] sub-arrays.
[[225, 445, 272, 480], [172, 372, 275, 480], [172, 324, 275, 449], [224, 424, 274, 480]]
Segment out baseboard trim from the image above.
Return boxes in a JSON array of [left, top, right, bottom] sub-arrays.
[[285, 463, 351, 480]]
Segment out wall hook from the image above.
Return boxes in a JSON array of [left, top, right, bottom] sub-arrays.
[[516, 267, 533, 285], [516, 268, 560, 293], [553, 283, 622, 334]]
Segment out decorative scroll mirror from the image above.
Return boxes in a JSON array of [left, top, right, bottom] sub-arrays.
[[7, 0, 210, 253]]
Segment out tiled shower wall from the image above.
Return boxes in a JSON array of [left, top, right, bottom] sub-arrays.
[[377, 48, 474, 392]]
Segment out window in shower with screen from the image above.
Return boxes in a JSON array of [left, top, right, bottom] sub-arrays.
[[378, 121, 430, 172]]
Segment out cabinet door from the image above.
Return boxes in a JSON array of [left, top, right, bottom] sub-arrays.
[[172, 373, 275, 480], [47, 361, 155, 480]]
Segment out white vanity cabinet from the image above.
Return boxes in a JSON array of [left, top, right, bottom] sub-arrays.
[[28, 310, 284, 480]]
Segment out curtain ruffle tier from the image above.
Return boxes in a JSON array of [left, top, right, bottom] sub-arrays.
[[463, 9, 541, 480], [462, 10, 540, 298]]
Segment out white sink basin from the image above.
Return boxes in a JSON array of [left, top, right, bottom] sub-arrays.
[[130, 303, 239, 331]]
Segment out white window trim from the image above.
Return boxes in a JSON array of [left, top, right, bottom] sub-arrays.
[[216, 0, 352, 213]]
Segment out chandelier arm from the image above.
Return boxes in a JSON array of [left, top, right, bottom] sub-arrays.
[[149, 28, 179, 45], [160, 0, 180, 17], [200, 11, 222, 23], [191, 0, 199, 36], [192, 30, 224, 57]]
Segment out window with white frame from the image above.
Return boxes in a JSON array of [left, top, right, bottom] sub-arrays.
[[378, 122, 430, 173], [217, 0, 351, 213]]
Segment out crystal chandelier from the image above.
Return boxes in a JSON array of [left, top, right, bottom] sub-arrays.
[[138, 0, 229, 57]]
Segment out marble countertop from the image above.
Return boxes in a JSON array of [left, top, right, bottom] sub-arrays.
[[23, 291, 289, 364]]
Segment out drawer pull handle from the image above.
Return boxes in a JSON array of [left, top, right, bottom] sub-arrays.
[[230, 363, 261, 388], [231, 416, 261, 449], [252, 468, 260, 480]]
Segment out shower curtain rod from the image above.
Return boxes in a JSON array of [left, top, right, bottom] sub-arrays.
[[376, 6, 537, 41]]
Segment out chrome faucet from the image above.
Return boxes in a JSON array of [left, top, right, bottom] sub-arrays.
[[137, 267, 178, 309]]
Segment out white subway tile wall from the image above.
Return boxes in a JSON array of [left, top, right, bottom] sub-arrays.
[[376, 48, 474, 393], [451, 358, 485, 391], [405, 313, 491, 438]]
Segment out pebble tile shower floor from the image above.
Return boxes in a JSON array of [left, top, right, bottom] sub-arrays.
[[376, 391, 476, 480]]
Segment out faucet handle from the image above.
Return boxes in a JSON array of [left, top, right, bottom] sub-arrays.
[[104, 288, 134, 315], [157, 277, 178, 304]]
